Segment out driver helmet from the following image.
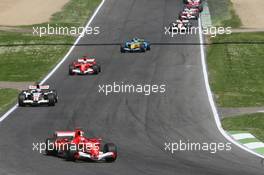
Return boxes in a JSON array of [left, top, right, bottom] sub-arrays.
[[132, 37, 139, 42], [75, 129, 84, 137]]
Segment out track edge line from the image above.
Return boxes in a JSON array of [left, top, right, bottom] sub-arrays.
[[0, 0, 106, 123], [198, 17, 264, 159]]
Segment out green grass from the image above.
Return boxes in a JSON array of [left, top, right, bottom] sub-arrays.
[[0, 0, 102, 82], [0, 31, 74, 81], [221, 8, 241, 28], [207, 32, 264, 107], [0, 89, 19, 114], [207, 0, 241, 28], [222, 113, 264, 142]]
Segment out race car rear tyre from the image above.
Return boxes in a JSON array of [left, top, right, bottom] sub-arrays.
[[48, 94, 56, 106], [45, 138, 57, 156], [103, 143, 117, 162], [120, 46, 125, 53], [66, 144, 78, 161], [69, 65, 75, 75], [18, 94, 26, 107]]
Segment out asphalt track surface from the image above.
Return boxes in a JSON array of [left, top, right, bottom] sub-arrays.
[[0, 0, 264, 175]]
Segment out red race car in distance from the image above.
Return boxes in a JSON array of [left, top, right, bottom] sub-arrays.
[[69, 56, 101, 75], [45, 129, 117, 162], [183, 0, 203, 12]]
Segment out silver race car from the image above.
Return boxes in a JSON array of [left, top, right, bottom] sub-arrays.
[[18, 84, 58, 106]]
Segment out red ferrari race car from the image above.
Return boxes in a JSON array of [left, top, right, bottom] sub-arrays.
[[69, 56, 101, 75], [45, 129, 117, 162], [183, 0, 203, 12]]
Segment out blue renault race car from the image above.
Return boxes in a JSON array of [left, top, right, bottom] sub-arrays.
[[120, 38, 151, 53]]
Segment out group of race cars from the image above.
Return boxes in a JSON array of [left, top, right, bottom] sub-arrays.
[[169, 0, 204, 32], [18, 37, 151, 106], [17, 37, 150, 162], [16, 0, 202, 164]]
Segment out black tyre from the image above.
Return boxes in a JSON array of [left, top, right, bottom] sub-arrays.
[[120, 46, 125, 53], [69, 65, 75, 75], [45, 138, 57, 156], [98, 65, 101, 72], [92, 65, 100, 74], [199, 5, 203, 12], [18, 93, 26, 107], [48, 93, 56, 106], [140, 45, 146, 52], [183, 0, 188, 4], [51, 89, 58, 103], [103, 143, 117, 162], [66, 144, 78, 161], [146, 44, 151, 51]]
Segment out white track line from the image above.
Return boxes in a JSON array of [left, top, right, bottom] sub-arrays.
[[0, 0, 106, 123], [198, 17, 264, 159], [244, 142, 264, 149], [232, 133, 255, 140]]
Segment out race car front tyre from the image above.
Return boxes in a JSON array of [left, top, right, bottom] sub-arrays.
[[18, 94, 26, 107], [103, 143, 117, 162], [45, 138, 57, 156], [48, 94, 56, 106], [146, 45, 151, 51], [92, 65, 100, 74], [199, 5, 203, 12], [140, 45, 146, 52], [51, 90, 58, 102], [98, 65, 101, 72]]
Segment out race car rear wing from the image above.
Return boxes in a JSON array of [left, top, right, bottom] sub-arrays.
[[29, 85, 50, 90], [55, 131, 75, 137]]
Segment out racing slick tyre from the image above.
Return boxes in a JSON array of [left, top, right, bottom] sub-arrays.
[[45, 138, 57, 156], [18, 93, 26, 107], [198, 5, 203, 12], [48, 93, 56, 106], [51, 90, 58, 103], [69, 65, 75, 75], [103, 143, 117, 162], [140, 45, 146, 52], [66, 144, 78, 161], [98, 64, 101, 72], [120, 46, 125, 53], [92, 65, 100, 74], [146, 45, 151, 51]]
